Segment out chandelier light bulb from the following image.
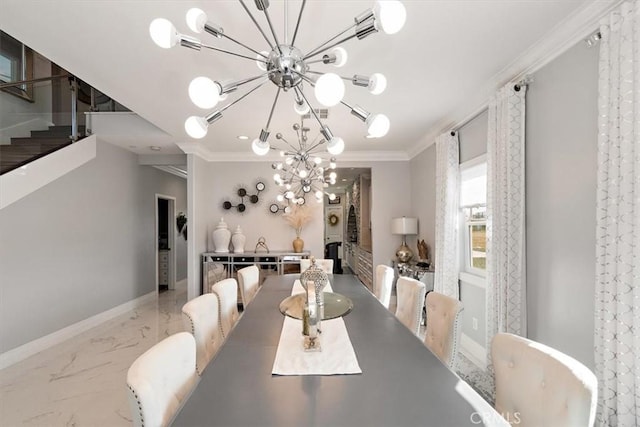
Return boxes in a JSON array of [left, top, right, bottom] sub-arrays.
[[149, 18, 179, 49], [315, 190, 324, 199], [329, 159, 337, 169], [273, 173, 281, 182], [369, 73, 387, 95], [285, 191, 294, 199], [329, 193, 337, 201], [366, 113, 390, 137], [303, 185, 311, 193], [329, 172, 337, 180], [184, 116, 208, 139], [285, 157, 294, 165], [251, 138, 270, 156], [314, 73, 345, 107], [327, 136, 345, 155], [314, 157, 322, 165], [374, 0, 407, 35], [186, 8, 207, 33], [299, 169, 308, 178], [284, 206, 292, 214], [286, 184, 292, 190], [294, 99, 310, 115], [188, 77, 220, 109], [277, 194, 284, 202], [331, 47, 348, 67]]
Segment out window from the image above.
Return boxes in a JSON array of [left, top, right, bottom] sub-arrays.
[[459, 158, 487, 276], [1, 31, 33, 101]]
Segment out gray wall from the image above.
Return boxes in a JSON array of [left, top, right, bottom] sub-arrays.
[[408, 41, 599, 369], [185, 159, 412, 299], [526, 41, 598, 369], [409, 145, 436, 258], [0, 140, 187, 352]]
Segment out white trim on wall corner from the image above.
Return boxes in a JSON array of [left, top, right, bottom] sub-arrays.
[[460, 333, 487, 370], [0, 290, 157, 370]]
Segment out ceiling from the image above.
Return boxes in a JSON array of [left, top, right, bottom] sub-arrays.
[[1, 1, 596, 159]]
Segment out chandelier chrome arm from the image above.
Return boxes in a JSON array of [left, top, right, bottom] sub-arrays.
[[201, 44, 265, 63], [237, 0, 277, 52], [290, 0, 307, 47], [207, 79, 269, 123], [303, 22, 356, 60], [254, 0, 284, 55]]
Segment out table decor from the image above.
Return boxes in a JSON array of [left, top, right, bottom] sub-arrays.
[[271, 280, 361, 376], [303, 286, 321, 352], [299, 257, 329, 328], [279, 292, 353, 320]]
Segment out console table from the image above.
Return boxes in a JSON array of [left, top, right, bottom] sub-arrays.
[[201, 251, 310, 294]]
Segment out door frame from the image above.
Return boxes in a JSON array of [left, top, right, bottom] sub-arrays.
[[155, 194, 177, 292]]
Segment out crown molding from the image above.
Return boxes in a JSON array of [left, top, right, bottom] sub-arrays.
[[175, 146, 410, 163], [407, 0, 623, 159]]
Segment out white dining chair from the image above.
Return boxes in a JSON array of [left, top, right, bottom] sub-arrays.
[[424, 291, 464, 369], [374, 264, 394, 309], [492, 332, 598, 427], [394, 276, 426, 336], [210, 278, 240, 338], [300, 258, 334, 274], [126, 332, 199, 427], [181, 293, 223, 375], [237, 265, 260, 308]]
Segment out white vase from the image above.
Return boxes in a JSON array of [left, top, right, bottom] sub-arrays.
[[212, 218, 231, 253], [231, 225, 246, 253]]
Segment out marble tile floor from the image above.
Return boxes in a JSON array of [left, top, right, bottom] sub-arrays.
[[0, 283, 188, 426], [0, 279, 496, 426]]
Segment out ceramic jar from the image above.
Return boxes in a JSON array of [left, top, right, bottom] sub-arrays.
[[231, 225, 246, 253], [212, 218, 231, 253]]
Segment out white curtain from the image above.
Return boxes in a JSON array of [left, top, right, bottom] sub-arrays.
[[594, 2, 640, 425], [485, 83, 527, 359], [434, 132, 460, 299]]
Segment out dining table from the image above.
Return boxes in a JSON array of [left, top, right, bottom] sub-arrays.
[[173, 274, 507, 427]]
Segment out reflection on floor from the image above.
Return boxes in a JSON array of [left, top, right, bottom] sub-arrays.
[[0, 277, 496, 426]]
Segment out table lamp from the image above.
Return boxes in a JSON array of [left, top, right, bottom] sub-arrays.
[[392, 217, 418, 263]]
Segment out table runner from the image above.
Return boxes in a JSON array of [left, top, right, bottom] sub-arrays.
[[271, 280, 362, 375]]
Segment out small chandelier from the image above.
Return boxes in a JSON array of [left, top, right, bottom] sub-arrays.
[[149, 0, 406, 155], [271, 119, 337, 206]]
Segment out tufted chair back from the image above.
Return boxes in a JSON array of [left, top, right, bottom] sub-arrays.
[[374, 265, 394, 309], [126, 332, 199, 427], [300, 258, 334, 274], [492, 333, 597, 427], [210, 278, 240, 338], [424, 291, 464, 369], [237, 265, 260, 308], [181, 293, 223, 376], [394, 277, 426, 336]]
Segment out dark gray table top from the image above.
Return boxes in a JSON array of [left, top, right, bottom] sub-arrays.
[[173, 274, 504, 427]]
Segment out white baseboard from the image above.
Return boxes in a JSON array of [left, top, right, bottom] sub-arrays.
[[0, 290, 156, 370], [460, 333, 487, 370]]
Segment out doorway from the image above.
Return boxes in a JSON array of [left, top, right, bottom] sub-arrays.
[[156, 194, 176, 292]]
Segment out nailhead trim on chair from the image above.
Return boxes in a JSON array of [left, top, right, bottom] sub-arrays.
[[127, 384, 145, 426], [182, 312, 205, 376]]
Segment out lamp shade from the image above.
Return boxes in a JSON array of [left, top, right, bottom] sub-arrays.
[[391, 217, 417, 235]]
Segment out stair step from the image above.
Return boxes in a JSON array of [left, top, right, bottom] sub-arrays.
[[47, 125, 86, 133], [0, 141, 72, 175]]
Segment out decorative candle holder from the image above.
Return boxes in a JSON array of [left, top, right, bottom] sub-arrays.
[[303, 285, 321, 352]]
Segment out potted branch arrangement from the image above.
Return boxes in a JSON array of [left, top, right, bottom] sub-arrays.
[[283, 205, 313, 253]]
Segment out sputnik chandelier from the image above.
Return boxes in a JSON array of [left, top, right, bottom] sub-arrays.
[[149, 0, 407, 155], [271, 119, 338, 207]]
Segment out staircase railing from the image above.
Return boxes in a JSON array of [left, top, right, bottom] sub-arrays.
[[0, 73, 123, 174]]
